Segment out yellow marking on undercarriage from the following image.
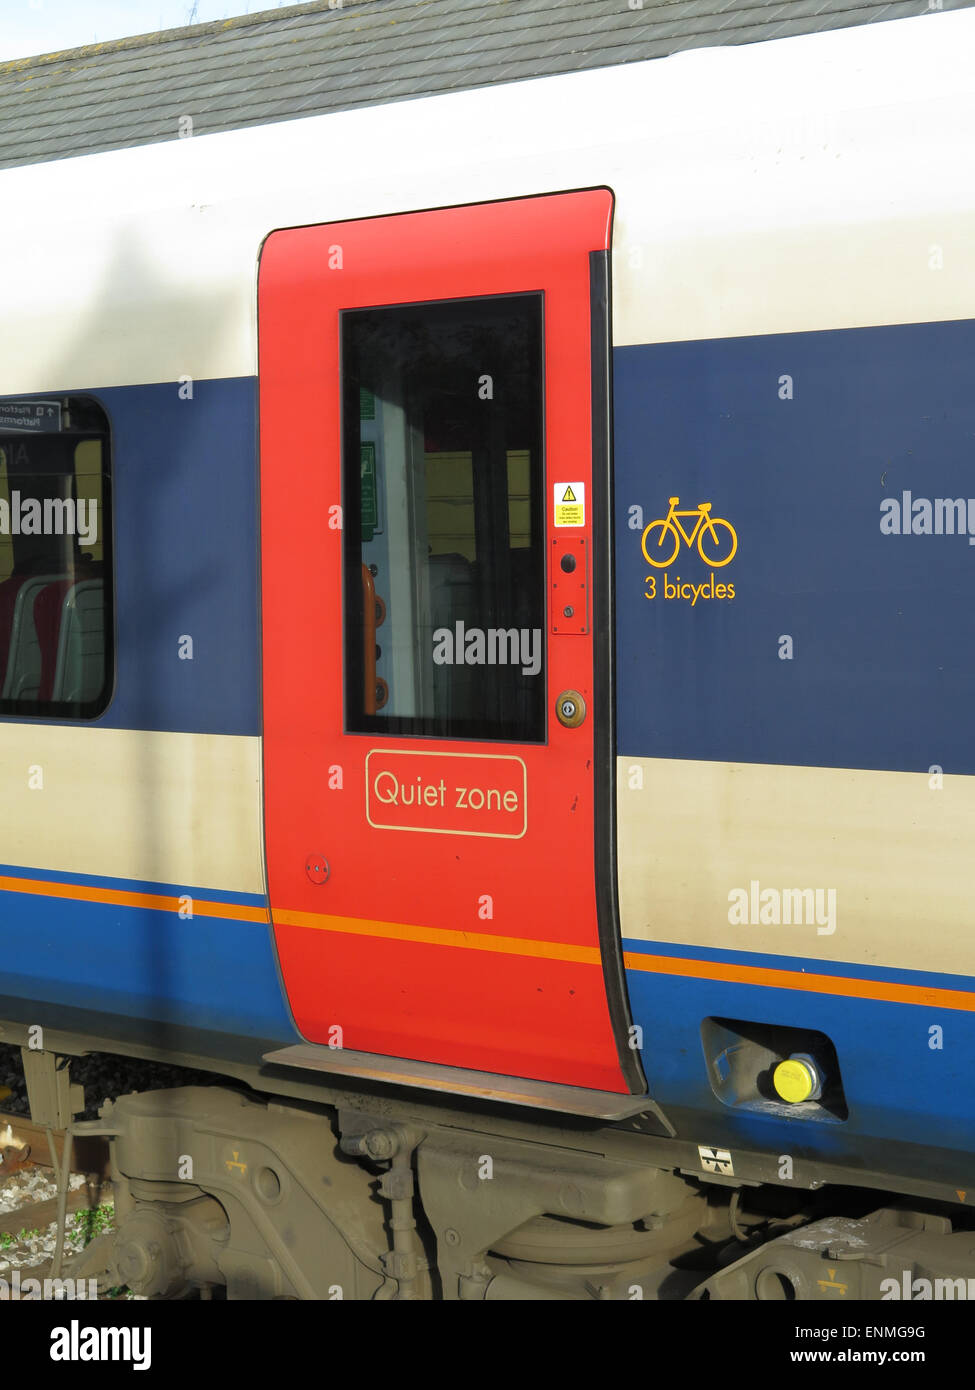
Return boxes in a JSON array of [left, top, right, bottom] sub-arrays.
[[816, 1266, 848, 1295]]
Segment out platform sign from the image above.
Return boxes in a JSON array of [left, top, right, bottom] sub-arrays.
[[0, 400, 62, 434]]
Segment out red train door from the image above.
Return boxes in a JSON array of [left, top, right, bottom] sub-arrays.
[[259, 191, 632, 1093]]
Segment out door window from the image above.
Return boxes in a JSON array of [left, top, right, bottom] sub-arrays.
[[342, 293, 544, 742]]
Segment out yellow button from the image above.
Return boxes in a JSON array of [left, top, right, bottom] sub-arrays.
[[773, 1058, 816, 1103]]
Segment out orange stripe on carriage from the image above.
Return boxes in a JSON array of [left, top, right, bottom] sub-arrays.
[[273, 907, 604, 965], [0, 873, 268, 923], [623, 950, 975, 1012]]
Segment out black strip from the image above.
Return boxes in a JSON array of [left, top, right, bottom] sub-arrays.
[[590, 248, 646, 1095]]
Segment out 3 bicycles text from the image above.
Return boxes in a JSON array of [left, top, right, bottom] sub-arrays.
[[644, 572, 737, 605]]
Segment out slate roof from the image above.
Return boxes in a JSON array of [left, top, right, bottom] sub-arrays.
[[0, 0, 969, 170]]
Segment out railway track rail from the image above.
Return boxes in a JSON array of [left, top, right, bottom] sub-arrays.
[[0, 1110, 114, 1294], [0, 1112, 110, 1180]]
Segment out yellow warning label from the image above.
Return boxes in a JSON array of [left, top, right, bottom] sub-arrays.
[[816, 1266, 848, 1296], [554, 481, 585, 527]]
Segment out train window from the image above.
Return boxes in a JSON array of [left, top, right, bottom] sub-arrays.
[[342, 294, 545, 742], [0, 396, 112, 719]]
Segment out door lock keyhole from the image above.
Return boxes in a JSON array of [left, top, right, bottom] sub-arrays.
[[556, 690, 586, 728]]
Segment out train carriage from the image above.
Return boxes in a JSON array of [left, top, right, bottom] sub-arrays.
[[0, 0, 974, 1301]]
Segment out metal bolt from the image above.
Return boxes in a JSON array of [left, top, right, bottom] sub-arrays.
[[306, 855, 330, 885], [444, 1228, 461, 1247], [365, 1130, 396, 1160]]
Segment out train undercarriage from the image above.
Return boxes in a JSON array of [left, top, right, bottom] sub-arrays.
[[1, 1025, 969, 1301]]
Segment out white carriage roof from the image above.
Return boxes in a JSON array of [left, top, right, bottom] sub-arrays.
[[0, 0, 969, 170]]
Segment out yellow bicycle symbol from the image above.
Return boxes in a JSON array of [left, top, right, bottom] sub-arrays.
[[641, 497, 738, 569]]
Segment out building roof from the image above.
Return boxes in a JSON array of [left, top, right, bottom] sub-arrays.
[[0, 0, 970, 170]]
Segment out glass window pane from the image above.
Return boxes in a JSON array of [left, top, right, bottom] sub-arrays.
[[343, 294, 544, 742], [0, 395, 112, 719]]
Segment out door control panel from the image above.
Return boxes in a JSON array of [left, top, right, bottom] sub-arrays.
[[551, 536, 589, 634]]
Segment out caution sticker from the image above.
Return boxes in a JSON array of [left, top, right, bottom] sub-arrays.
[[554, 481, 585, 527]]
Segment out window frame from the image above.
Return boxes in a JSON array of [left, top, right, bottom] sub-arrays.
[[340, 289, 547, 745], [0, 392, 115, 723]]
